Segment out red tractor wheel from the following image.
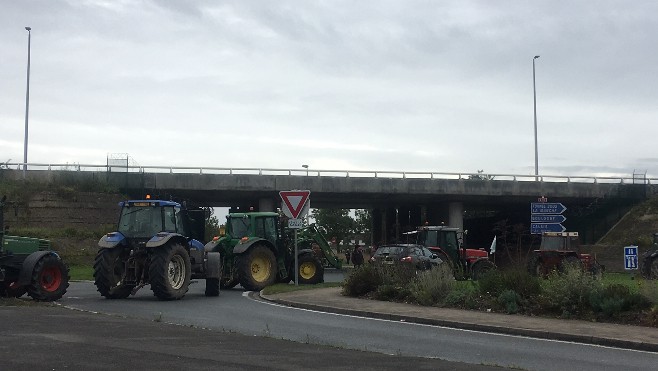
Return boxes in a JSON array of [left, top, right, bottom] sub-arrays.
[[27, 254, 70, 301]]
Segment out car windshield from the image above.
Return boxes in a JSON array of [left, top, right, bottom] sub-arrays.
[[375, 246, 404, 256], [118, 205, 163, 238]]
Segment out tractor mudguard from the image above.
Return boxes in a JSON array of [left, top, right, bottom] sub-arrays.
[[98, 232, 126, 249], [297, 249, 314, 257], [233, 237, 272, 254], [17, 250, 60, 286], [146, 232, 186, 248], [205, 252, 222, 278]]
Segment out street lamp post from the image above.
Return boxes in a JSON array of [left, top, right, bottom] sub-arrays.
[[532, 55, 540, 181], [23, 26, 32, 179], [302, 164, 309, 176]]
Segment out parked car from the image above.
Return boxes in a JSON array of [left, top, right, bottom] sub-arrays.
[[369, 244, 443, 271]]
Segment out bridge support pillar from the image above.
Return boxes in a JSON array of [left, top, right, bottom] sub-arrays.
[[372, 208, 383, 247], [259, 198, 275, 212], [448, 202, 464, 231]]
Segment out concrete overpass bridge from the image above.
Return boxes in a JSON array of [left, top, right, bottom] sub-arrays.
[[2, 163, 654, 245]]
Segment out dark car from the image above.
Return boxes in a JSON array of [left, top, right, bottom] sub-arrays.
[[369, 244, 443, 271]]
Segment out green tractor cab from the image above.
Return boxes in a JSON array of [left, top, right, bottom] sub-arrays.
[[0, 195, 70, 301]]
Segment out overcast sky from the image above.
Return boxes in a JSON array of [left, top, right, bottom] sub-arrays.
[[2, 1, 657, 178]]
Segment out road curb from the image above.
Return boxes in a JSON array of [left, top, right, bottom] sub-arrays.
[[259, 293, 658, 353]]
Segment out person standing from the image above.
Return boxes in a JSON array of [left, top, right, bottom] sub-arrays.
[[351, 245, 364, 267]]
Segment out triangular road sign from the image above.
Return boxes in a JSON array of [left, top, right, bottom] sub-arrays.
[[279, 190, 311, 219]]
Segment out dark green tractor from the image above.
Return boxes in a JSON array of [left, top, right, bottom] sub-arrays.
[[205, 212, 330, 291], [0, 195, 69, 301]]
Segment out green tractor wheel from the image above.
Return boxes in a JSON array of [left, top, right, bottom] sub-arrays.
[[94, 248, 135, 299], [149, 243, 191, 300], [237, 245, 276, 291], [297, 254, 324, 285], [27, 254, 70, 301]]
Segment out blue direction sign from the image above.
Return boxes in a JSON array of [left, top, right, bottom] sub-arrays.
[[531, 214, 567, 223], [624, 246, 638, 270], [531, 202, 566, 214], [531, 223, 566, 234]]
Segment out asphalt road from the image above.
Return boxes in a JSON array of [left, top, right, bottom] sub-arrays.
[[55, 279, 658, 371]]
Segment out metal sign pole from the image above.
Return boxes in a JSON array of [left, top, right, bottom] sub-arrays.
[[294, 229, 298, 286]]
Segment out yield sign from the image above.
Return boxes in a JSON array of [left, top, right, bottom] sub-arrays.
[[279, 190, 311, 219]]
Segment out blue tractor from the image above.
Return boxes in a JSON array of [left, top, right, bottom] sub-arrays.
[[94, 199, 221, 300]]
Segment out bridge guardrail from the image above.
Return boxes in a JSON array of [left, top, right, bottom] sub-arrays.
[[2, 162, 656, 185]]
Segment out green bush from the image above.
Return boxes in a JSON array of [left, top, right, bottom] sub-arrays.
[[497, 290, 521, 314], [590, 283, 651, 318], [540, 264, 603, 317], [444, 283, 480, 309], [374, 284, 412, 302], [342, 265, 382, 297], [409, 265, 456, 306], [478, 266, 541, 300]]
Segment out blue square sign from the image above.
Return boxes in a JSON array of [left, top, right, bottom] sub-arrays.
[[624, 246, 638, 270]]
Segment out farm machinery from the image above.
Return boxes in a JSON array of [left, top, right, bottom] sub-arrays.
[[413, 225, 495, 280], [205, 212, 338, 291], [527, 231, 603, 277], [0, 195, 69, 301], [94, 198, 221, 300]]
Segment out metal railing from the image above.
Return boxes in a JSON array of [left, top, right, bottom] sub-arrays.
[[2, 162, 657, 184]]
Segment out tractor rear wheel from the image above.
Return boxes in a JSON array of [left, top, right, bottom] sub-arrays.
[[94, 248, 134, 299], [237, 245, 276, 291], [471, 260, 495, 281], [149, 243, 191, 300], [27, 254, 70, 301], [297, 254, 324, 285]]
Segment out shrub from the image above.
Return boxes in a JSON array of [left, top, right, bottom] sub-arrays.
[[478, 266, 541, 300], [590, 283, 651, 319], [444, 283, 480, 309], [540, 263, 603, 317], [409, 265, 456, 306], [497, 290, 521, 314], [342, 265, 382, 297]]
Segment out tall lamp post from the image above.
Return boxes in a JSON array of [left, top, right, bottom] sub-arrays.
[[532, 55, 540, 181], [23, 26, 32, 179]]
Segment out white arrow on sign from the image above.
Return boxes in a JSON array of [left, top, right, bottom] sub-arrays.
[[279, 190, 311, 219]]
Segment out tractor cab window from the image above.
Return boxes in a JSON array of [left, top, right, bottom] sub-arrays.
[[255, 216, 277, 245], [118, 205, 163, 238], [163, 206, 177, 232], [229, 216, 250, 239], [418, 231, 439, 246], [440, 232, 459, 253]]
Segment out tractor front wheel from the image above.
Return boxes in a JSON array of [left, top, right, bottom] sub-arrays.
[[94, 248, 134, 299], [297, 254, 324, 285], [149, 243, 191, 300], [237, 245, 276, 291], [27, 254, 70, 301]]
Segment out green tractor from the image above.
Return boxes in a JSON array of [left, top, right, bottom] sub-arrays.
[[0, 195, 70, 301], [205, 212, 338, 291], [94, 199, 222, 300]]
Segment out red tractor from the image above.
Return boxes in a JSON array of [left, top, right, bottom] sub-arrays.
[[527, 231, 603, 277], [414, 225, 495, 280]]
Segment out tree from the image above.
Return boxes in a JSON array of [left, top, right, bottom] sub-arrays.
[[311, 208, 355, 253], [203, 207, 221, 242], [354, 209, 372, 245]]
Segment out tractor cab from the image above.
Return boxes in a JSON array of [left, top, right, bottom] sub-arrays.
[[528, 231, 602, 277]]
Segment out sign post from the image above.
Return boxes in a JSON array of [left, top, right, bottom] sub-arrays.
[[530, 198, 567, 234], [279, 190, 311, 286]]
